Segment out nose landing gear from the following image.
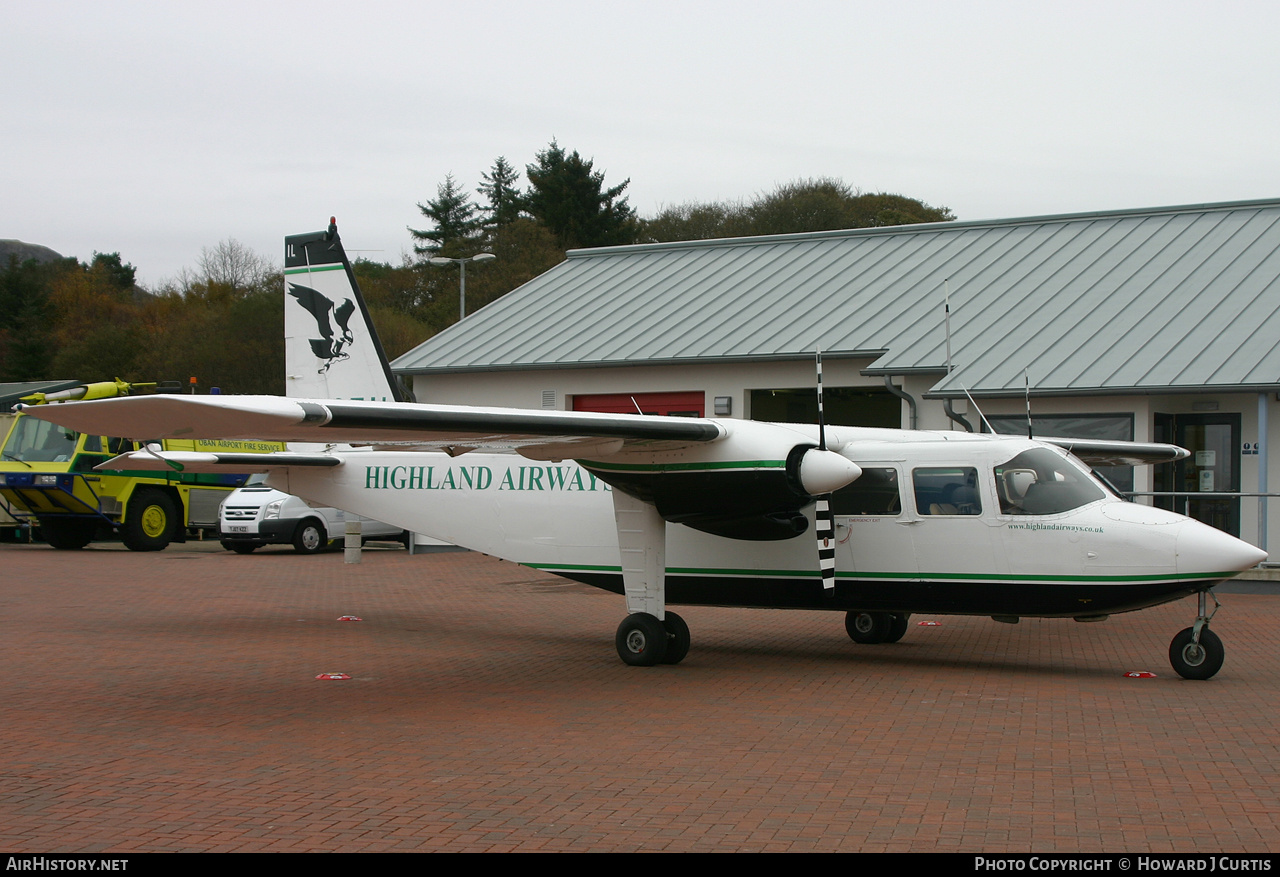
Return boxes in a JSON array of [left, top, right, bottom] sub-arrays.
[[1169, 591, 1225, 680]]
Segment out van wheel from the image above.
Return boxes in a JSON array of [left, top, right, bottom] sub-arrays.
[[293, 518, 327, 554], [122, 490, 176, 551], [221, 541, 258, 555]]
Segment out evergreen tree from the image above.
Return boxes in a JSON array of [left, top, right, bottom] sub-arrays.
[[524, 141, 637, 249], [477, 156, 523, 229], [409, 173, 482, 255]]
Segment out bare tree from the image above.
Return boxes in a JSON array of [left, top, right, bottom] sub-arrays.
[[197, 239, 276, 290]]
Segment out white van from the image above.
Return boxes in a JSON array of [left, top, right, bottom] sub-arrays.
[[218, 476, 406, 554]]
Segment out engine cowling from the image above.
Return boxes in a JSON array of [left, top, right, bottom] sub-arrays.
[[589, 443, 862, 541]]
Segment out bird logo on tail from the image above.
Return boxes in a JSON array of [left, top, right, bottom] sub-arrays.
[[288, 282, 356, 373]]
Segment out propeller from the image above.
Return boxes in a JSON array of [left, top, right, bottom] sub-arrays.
[[815, 351, 836, 593]]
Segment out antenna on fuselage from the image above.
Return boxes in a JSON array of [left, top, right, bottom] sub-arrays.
[[1025, 368, 1034, 439], [944, 278, 953, 375], [961, 385, 995, 434]]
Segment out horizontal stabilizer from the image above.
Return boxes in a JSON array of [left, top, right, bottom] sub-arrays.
[[98, 450, 344, 474]]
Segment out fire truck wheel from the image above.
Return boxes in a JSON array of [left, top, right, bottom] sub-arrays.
[[40, 518, 95, 550], [122, 489, 177, 551]]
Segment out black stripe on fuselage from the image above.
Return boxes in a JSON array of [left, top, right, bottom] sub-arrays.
[[551, 571, 1209, 617]]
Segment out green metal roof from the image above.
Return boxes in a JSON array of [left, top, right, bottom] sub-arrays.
[[392, 199, 1280, 396]]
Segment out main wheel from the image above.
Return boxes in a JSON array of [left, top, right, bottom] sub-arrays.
[[221, 541, 257, 555], [40, 518, 95, 550], [845, 611, 892, 644], [1169, 627, 1225, 680], [885, 613, 911, 644], [122, 490, 177, 551], [615, 613, 669, 666], [292, 518, 327, 554], [661, 611, 691, 665]]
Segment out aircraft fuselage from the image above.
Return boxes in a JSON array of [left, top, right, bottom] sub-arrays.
[[274, 429, 1260, 621]]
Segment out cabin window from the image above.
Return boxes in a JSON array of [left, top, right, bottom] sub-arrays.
[[913, 467, 981, 515], [993, 448, 1105, 516], [831, 467, 900, 515]]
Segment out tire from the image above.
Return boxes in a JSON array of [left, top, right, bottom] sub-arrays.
[[122, 489, 177, 552], [661, 611, 691, 665], [40, 518, 95, 550], [885, 613, 911, 644], [615, 613, 669, 666], [221, 541, 257, 555], [1169, 626, 1225, 680], [292, 518, 327, 555], [845, 611, 892, 644]]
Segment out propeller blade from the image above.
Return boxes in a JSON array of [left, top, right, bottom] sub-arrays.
[[816, 495, 836, 591], [815, 350, 835, 591], [816, 350, 826, 451]]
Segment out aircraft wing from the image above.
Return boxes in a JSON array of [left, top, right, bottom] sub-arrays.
[[1038, 436, 1188, 467], [21, 394, 727, 460]]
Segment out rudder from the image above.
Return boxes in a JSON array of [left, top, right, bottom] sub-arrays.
[[284, 218, 405, 401]]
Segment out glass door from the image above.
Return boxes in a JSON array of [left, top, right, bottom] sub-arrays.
[[1154, 413, 1240, 536]]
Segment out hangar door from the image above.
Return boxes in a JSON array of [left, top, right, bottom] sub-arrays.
[[748, 387, 899, 428], [573, 391, 704, 417]]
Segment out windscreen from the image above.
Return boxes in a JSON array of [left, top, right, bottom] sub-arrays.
[[994, 448, 1106, 516]]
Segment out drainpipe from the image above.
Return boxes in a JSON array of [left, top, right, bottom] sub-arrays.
[[1259, 392, 1269, 554], [884, 375, 918, 430], [944, 398, 973, 432]]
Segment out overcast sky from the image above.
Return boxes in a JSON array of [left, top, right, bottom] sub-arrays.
[[6, 0, 1279, 287]]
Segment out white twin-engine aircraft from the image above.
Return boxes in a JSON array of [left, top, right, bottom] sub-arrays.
[[25, 220, 1268, 679]]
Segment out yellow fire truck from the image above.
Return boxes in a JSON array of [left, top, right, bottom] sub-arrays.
[[0, 380, 282, 550]]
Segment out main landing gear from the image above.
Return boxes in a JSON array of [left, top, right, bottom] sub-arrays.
[[615, 612, 690, 666], [1169, 590, 1225, 680], [844, 611, 911, 644]]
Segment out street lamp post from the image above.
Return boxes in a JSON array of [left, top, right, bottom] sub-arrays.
[[427, 253, 496, 320]]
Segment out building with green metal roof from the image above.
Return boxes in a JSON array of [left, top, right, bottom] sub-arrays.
[[392, 198, 1280, 551]]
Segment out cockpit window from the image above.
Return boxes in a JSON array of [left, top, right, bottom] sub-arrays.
[[913, 467, 981, 515], [994, 448, 1105, 515]]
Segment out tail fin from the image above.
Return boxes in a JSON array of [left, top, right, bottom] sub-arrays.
[[284, 218, 406, 401]]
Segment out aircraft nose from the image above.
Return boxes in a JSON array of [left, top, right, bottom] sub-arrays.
[[1177, 519, 1268, 575]]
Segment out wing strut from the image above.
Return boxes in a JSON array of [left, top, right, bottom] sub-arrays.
[[611, 490, 685, 667], [613, 490, 666, 619]]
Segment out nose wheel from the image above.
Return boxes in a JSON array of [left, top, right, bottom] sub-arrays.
[[1169, 591, 1224, 680]]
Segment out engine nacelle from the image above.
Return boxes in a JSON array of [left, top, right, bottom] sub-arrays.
[[588, 440, 862, 541]]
